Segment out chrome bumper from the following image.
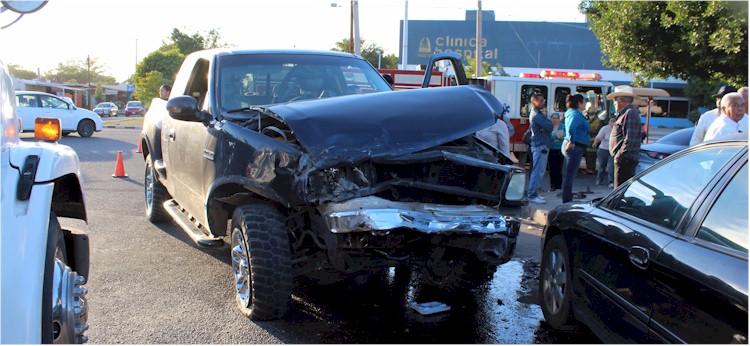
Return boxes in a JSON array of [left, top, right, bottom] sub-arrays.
[[320, 196, 516, 235]]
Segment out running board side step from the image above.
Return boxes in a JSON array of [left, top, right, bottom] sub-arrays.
[[163, 200, 223, 247]]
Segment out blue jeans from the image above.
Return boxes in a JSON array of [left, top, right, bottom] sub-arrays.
[[562, 144, 585, 203], [596, 148, 614, 185], [527, 145, 549, 198]]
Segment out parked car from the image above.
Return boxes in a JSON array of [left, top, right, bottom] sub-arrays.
[[92, 102, 118, 117], [1, 59, 90, 343], [636, 127, 694, 173], [539, 134, 747, 343], [141, 50, 525, 320], [61, 96, 75, 106], [124, 100, 145, 116], [16, 91, 103, 137]]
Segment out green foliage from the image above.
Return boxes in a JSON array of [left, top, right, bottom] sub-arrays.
[[163, 28, 229, 56], [580, 1, 748, 86], [464, 58, 492, 77], [331, 38, 397, 68], [135, 47, 183, 83], [8, 63, 37, 79], [133, 70, 170, 108], [684, 77, 724, 123], [133, 28, 230, 97], [44, 57, 116, 85], [94, 82, 104, 102]]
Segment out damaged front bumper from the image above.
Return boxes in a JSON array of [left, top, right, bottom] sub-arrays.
[[320, 196, 520, 263]]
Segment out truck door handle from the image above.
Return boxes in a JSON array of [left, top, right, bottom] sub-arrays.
[[168, 129, 175, 141], [628, 246, 649, 270]]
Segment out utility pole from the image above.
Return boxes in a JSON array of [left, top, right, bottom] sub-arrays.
[[401, 0, 408, 70], [352, 0, 360, 55], [475, 1, 482, 78]]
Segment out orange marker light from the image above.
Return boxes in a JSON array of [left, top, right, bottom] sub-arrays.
[[34, 117, 61, 141]]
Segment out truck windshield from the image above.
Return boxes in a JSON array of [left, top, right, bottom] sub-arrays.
[[217, 53, 391, 112]]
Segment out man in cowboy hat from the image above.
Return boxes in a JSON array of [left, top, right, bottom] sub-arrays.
[[690, 85, 738, 146], [608, 85, 642, 187]]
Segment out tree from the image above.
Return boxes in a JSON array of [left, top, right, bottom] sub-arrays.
[[683, 77, 724, 123], [94, 82, 104, 103], [331, 38, 398, 69], [134, 47, 184, 83], [133, 27, 230, 97], [133, 70, 170, 108], [44, 57, 116, 85], [8, 64, 37, 79], [464, 58, 492, 78], [162, 28, 231, 56], [580, 1, 748, 86]]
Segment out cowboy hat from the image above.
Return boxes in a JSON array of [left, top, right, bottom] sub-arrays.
[[606, 85, 636, 100]]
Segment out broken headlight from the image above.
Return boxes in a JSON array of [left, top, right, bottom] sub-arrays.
[[505, 171, 526, 202]]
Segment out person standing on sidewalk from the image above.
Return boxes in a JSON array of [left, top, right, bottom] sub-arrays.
[[561, 94, 590, 203], [690, 85, 737, 146], [527, 93, 553, 204], [608, 86, 642, 188], [548, 112, 565, 191], [593, 116, 615, 188], [704, 92, 745, 141]]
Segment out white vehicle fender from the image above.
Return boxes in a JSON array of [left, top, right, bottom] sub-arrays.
[[9, 140, 87, 221]]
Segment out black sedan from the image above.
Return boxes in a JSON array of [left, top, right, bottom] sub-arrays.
[[636, 127, 694, 173], [539, 134, 747, 343]]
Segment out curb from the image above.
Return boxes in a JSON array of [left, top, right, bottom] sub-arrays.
[[103, 125, 142, 129]]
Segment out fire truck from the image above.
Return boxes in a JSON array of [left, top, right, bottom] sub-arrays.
[[380, 57, 614, 166]]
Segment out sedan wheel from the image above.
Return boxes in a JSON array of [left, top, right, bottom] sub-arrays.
[[76, 120, 95, 138], [539, 235, 576, 330]]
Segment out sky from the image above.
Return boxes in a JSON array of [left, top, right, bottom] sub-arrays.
[[0, 0, 587, 83]]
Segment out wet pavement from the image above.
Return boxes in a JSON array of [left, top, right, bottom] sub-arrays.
[[273, 258, 600, 343]]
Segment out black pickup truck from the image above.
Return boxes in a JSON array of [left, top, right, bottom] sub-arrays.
[[141, 49, 526, 320]]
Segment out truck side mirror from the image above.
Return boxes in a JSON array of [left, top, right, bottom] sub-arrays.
[[167, 96, 211, 123]]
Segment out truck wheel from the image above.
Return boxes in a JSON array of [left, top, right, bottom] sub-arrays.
[[76, 120, 95, 138], [42, 212, 89, 344], [539, 235, 577, 330], [420, 247, 496, 292], [230, 203, 293, 320], [144, 155, 170, 223]]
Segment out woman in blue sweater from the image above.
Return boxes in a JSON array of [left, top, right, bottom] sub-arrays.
[[561, 94, 590, 203]]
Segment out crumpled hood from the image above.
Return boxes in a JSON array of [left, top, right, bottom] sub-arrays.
[[267, 85, 502, 168]]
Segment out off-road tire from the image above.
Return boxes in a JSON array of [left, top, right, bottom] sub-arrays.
[[144, 155, 170, 223], [76, 119, 95, 138], [231, 203, 293, 320], [539, 235, 577, 330]]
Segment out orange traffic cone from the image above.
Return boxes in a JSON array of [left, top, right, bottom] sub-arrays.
[[136, 135, 143, 153], [112, 150, 128, 178]]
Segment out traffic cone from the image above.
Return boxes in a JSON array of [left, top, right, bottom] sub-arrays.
[[112, 150, 128, 178], [136, 135, 143, 153]]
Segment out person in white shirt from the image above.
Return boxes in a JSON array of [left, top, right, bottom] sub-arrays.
[[593, 117, 615, 187], [738, 86, 748, 132], [704, 92, 745, 141], [690, 85, 737, 146], [476, 113, 513, 163]]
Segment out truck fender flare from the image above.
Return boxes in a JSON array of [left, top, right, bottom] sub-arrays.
[[204, 176, 291, 236]]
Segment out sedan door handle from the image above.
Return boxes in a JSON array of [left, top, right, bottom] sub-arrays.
[[168, 129, 176, 141], [628, 246, 649, 270]]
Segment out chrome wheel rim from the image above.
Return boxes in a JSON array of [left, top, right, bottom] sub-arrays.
[[145, 165, 154, 211], [51, 259, 89, 343], [231, 228, 251, 307], [542, 249, 567, 315]]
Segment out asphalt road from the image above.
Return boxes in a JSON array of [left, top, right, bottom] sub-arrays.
[[24, 127, 599, 344]]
